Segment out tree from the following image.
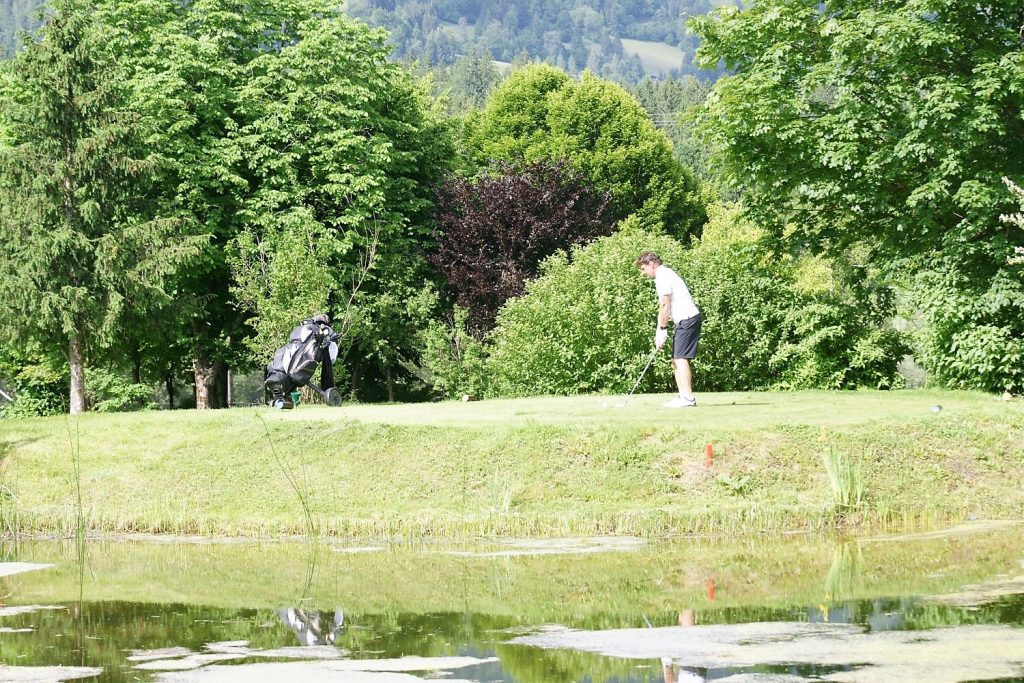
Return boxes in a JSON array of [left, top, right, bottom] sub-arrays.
[[430, 159, 614, 332], [690, 0, 1024, 391], [465, 64, 708, 237], [444, 47, 502, 114], [0, 0, 199, 413], [229, 10, 456, 397], [631, 75, 717, 188], [464, 62, 571, 161], [690, 0, 1023, 265], [100, 0, 363, 408]]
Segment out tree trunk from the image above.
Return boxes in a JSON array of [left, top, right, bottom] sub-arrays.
[[194, 356, 215, 410], [212, 360, 228, 408], [349, 359, 362, 401], [166, 371, 175, 410], [385, 365, 394, 403], [69, 335, 86, 415], [130, 344, 142, 385], [194, 357, 229, 409]]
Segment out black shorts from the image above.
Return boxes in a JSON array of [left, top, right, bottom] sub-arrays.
[[672, 314, 701, 360]]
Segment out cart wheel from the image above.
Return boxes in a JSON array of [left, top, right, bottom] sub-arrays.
[[324, 388, 343, 407]]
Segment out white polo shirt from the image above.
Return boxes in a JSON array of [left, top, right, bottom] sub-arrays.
[[655, 265, 699, 323]]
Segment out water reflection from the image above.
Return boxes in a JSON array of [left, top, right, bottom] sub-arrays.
[[660, 608, 708, 683], [0, 525, 1021, 682], [277, 607, 344, 646]]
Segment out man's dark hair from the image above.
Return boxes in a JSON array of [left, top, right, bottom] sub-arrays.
[[636, 251, 662, 267]]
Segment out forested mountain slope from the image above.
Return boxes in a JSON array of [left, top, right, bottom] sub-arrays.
[[0, 0, 38, 54], [346, 0, 736, 81], [2, 0, 735, 82]]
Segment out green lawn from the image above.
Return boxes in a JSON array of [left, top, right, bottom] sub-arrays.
[[1, 390, 1021, 539]]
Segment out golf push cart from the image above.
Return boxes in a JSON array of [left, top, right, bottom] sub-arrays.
[[265, 313, 343, 409]]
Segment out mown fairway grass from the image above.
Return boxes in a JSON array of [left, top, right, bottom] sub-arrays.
[[0, 390, 1021, 539]]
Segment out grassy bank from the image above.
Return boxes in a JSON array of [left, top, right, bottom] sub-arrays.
[[0, 390, 1022, 538]]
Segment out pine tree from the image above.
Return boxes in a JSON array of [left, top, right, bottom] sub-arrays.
[[0, 0, 199, 413]]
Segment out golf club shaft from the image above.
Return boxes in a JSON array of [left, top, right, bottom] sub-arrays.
[[623, 347, 658, 405]]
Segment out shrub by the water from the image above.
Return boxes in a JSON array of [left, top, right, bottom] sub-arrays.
[[85, 368, 155, 413], [0, 356, 67, 418]]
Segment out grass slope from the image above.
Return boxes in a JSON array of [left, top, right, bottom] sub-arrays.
[[1, 390, 1021, 538], [620, 38, 686, 76]]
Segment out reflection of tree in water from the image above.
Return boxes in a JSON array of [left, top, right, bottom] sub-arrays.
[[278, 607, 344, 646], [0, 603, 282, 682]]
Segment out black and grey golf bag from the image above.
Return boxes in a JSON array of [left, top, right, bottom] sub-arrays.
[[265, 318, 342, 408]]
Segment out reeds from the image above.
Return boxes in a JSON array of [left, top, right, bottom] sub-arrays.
[[823, 448, 865, 511], [0, 484, 18, 548]]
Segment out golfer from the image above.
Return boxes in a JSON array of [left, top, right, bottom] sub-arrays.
[[636, 251, 701, 408]]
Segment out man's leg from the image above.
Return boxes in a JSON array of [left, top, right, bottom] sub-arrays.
[[672, 358, 693, 398]]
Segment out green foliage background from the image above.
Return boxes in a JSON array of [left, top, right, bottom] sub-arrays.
[[465, 64, 708, 237], [486, 207, 905, 397]]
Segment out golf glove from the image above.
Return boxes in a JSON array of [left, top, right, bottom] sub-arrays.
[[655, 327, 669, 348]]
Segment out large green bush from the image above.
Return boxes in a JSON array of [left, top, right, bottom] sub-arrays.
[[85, 368, 155, 413], [0, 353, 68, 418], [488, 207, 906, 396], [906, 178, 1024, 394], [488, 222, 686, 397], [417, 307, 491, 400], [909, 268, 1024, 394]]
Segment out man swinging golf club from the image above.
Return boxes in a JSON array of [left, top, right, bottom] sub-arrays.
[[636, 251, 701, 408]]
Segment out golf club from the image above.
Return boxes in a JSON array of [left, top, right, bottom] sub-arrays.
[[616, 346, 659, 408]]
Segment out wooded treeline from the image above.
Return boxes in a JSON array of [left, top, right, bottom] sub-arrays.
[[0, 0, 1020, 416]]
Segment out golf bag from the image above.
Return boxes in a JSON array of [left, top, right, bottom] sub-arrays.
[[265, 318, 342, 408]]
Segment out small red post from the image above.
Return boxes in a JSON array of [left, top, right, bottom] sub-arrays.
[[704, 443, 714, 468], [706, 576, 716, 601]]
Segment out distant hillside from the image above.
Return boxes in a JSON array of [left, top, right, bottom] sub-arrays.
[[2, 0, 735, 82], [0, 0, 40, 54], [343, 0, 736, 83]]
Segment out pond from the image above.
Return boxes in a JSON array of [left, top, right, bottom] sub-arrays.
[[1, 522, 1022, 682]]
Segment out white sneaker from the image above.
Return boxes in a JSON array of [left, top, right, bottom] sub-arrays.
[[663, 396, 697, 408]]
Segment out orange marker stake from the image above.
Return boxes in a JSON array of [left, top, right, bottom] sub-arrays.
[[704, 443, 714, 468], [706, 576, 716, 601]]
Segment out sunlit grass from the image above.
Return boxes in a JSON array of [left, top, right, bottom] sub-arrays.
[[0, 390, 1021, 539]]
